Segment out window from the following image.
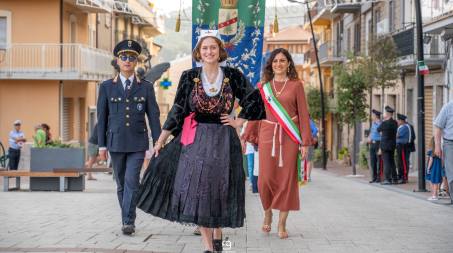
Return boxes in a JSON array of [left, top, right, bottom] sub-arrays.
[[347, 28, 351, 52], [354, 23, 361, 55], [389, 0, 394, 32], [0, 10, 11, 48], [0, 17, 6, 46]]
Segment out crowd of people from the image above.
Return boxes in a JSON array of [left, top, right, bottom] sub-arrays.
[[368, 104, 452, 203], [7, 121, 54, 170]]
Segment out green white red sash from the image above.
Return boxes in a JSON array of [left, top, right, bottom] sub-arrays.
[[258, 82, 303, 145]]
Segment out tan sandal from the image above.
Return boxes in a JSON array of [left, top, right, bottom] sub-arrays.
[[278, 230, 288, 239], [262, 212, 272, 233], [261, 224, 271, 233]]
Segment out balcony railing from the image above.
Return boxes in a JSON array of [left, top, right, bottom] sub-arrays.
[[71, 0, 112, 13], [331, 0, 361, 14], [303, 49, 316, 66], [304, 0, 333, 25], [0, 43, 113, 80], [318, 40, 345, 65]]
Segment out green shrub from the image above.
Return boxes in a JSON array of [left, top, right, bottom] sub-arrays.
[[313, 148, 322, 162], [338, 147, 349, 160], [359, 144, 369, 169], [44, 140, 77, 148]]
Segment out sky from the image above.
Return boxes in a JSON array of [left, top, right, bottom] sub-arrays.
[[153, 0, 299, 14]]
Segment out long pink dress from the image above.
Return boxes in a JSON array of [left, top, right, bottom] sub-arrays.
[[244, 79, 312, 211]]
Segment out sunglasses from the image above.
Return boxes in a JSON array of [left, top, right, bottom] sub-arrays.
[[119, 55, 137, 62]]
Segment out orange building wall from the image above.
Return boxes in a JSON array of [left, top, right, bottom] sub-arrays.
[[0, 0, 60, 43], [63, 2, 89, 44], [0, 80, 59, 147]]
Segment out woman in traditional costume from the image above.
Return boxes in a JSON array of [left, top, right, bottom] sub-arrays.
[[243, 48, 312, 239], [137, 30, 265, 253]]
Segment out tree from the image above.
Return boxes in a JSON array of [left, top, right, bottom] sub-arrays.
[[306, 86, 329, 121], [366, 35, 400, 113], [333, 55, 370, 175]]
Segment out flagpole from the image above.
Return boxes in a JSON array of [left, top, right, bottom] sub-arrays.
[[288, 0, 327, 170]]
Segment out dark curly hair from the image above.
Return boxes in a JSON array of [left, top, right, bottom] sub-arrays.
[[262, 48, 299, 83]]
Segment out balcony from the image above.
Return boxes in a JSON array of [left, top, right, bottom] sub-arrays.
[[113, 0, 164, 36], [318, 40, 344, 66], [0, 44, 113, 81], [65, 0, 112, 13], [331, 0, 361, 15], [292, 53, 305, 66], [303, 49, 316, 68], [305, 0, 333, 27]]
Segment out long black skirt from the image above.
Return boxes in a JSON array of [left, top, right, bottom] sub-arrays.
[[137, 123, 246, 228]]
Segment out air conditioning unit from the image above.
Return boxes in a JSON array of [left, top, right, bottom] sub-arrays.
[[377, 19, 389, 35]]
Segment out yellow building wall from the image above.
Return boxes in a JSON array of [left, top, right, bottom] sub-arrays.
[[0, 80, 59, 147], [63, 81, 98, 143], [63, 2, 89, 44], [0, 0, 60, 43]]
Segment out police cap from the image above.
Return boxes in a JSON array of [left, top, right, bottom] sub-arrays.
[[113, 39, 142, 57], [384, 106, 395, 113], [397, 113, 407, 121]]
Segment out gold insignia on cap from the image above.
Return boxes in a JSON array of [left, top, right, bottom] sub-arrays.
[[128, 40, 132, 47], [193, 77, 200, 83], [223, 78, 230, 83]]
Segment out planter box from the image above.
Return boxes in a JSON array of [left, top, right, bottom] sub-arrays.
[[30, 148, 85, 191]]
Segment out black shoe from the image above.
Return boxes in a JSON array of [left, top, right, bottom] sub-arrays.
[[122, 225, 135, 235], [203, 251, 213, 253], [381, 180, 391, 185], [369, 180, 375, 183], [213, 234, 223, 252]]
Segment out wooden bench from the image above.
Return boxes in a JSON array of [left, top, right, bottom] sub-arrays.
[[0, 171, 81, 192]]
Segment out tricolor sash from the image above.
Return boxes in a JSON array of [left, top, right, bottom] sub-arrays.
[[258, 82, 303, 145]]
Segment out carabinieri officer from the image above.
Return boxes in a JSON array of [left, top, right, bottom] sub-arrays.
[[396, 113, 411, 184], [97, 39, 161, 235], [368, 109, 382, 183]]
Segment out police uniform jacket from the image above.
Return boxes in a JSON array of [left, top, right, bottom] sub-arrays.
[[97, 75, 161, 152], [377, 118, 398, 151]]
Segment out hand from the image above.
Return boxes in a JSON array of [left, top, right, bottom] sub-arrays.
[[434, 145, 442, 158], [99, 150, 108, 161], [154, 142, 164, 157], [300, 146, 308, 160], [221, 114, 240, 128], [241, 139, 246, 154]]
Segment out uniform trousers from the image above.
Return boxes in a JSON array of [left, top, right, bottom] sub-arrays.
[[110, 151, 145, 226], [369, 141, 381, 182], [396, 144, 410, 181], [382, 149, 396, 182]]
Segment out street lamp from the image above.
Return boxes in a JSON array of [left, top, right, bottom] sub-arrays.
[[288, 0, 327, 170]]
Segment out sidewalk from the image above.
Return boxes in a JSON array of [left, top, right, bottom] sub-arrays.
[[1, 167, 453, 253], [319, 160, 452, 203]]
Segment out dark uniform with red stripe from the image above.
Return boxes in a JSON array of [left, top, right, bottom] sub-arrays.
[[396, 114, 411, 183]]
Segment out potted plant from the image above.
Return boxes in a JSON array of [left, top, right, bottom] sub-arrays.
[[338, 147, 351, 166], [30, 140, 85, 191]]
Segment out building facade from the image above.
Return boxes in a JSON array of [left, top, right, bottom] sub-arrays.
[[0, 0, 164, 152]]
